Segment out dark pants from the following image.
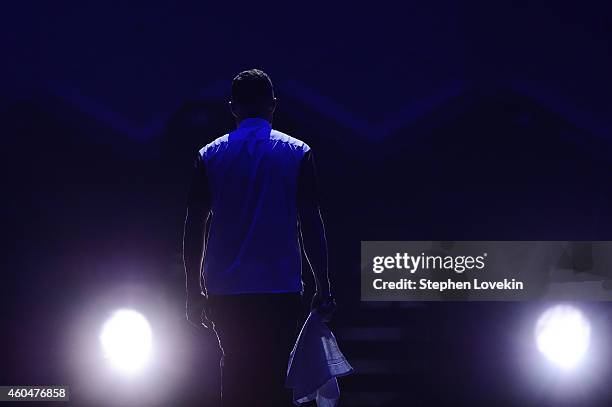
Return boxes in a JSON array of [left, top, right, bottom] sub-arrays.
[[210, 293, 303, 407]]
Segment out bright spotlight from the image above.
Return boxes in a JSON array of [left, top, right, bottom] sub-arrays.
[[100, 309, 153, 374], [535, 304, 590, 370]]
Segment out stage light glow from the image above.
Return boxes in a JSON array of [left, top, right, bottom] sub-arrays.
[[100, 309, 153, 374], [535, 304, 590, 370]]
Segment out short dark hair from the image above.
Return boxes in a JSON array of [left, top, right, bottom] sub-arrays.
[[231, 69, 274, 107]]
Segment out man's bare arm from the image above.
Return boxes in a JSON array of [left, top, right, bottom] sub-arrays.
[[183, 154, 212, 325], [297, 151, 331, 301], [183, 205, 209, 300], [299, 202, 331, 297]]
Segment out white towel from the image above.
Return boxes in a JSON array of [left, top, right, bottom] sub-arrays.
[[286, 310, 354, 406]]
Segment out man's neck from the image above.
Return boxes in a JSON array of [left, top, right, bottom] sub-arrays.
[[236, 116, 272, 127]]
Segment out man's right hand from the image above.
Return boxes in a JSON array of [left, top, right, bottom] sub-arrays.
[[186, 294, 213, 329]]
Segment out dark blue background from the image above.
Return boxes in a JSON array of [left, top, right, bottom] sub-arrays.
[[2, 2, 612, 406]]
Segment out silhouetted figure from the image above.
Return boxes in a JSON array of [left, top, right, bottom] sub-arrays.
[[183, 69, 333, 406]]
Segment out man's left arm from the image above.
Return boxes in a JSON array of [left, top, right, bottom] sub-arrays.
[[183, 153, 212, 327]]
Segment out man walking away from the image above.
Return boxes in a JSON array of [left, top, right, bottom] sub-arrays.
[[183, 69, 334, 406]]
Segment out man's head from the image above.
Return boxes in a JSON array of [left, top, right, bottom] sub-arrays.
[[230, 69, 276, 122]]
